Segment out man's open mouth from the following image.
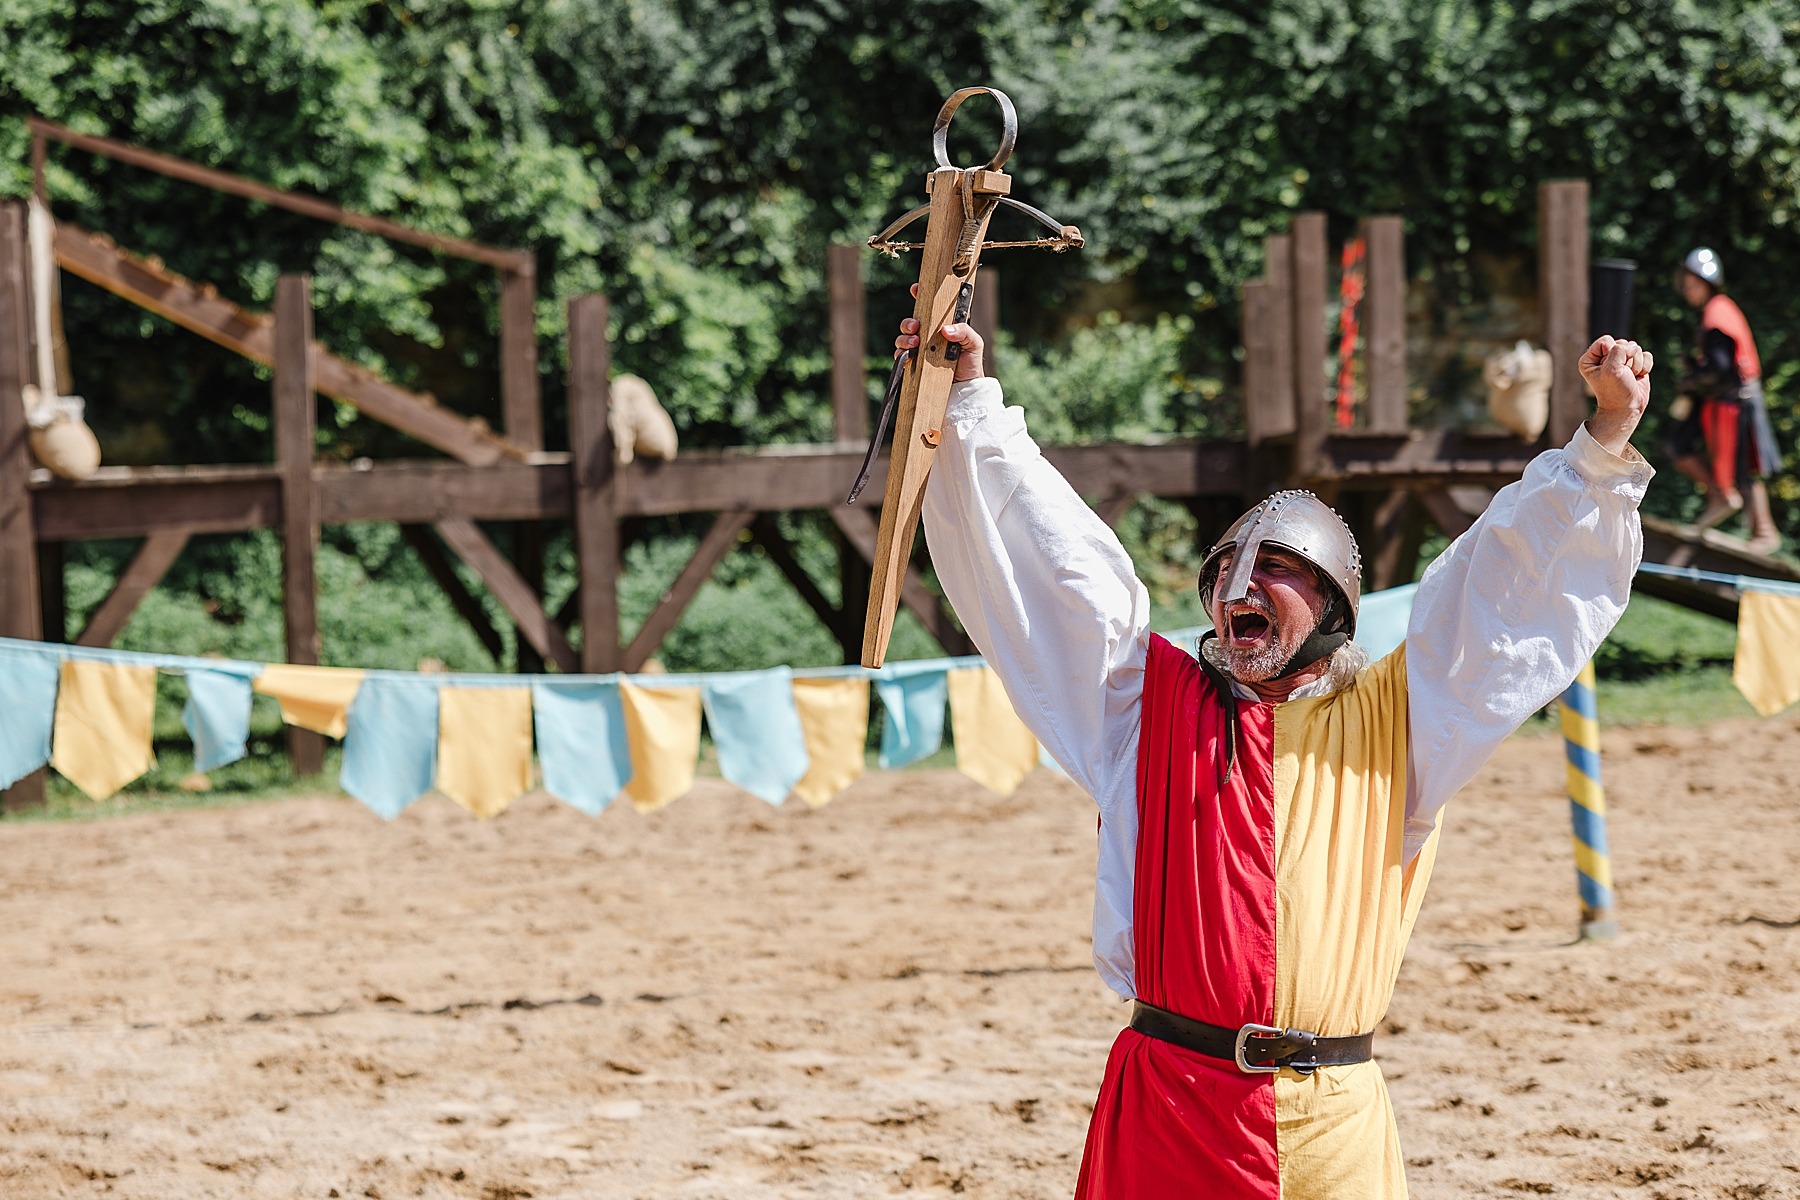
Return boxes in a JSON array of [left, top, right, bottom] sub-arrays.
[[1226, 608, 1273, 647]]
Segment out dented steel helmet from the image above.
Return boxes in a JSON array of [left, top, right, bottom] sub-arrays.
[[1198, 490, 1363, 636], [1682, 246, 1724, 289]]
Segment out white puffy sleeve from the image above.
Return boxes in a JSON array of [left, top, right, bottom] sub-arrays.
[[1403, 424, 1653, 857], [920, 377, 1151, 814]]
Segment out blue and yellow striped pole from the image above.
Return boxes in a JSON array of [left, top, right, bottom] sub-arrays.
[[1558, 660, 1617, 940]]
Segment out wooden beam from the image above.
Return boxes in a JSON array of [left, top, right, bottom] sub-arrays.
[[37, 541, 64, 643], [830, 505, 971, 657], [28, 116, 531, 271], [1417, 487, 1477, 539], [74, 530, 190, 648], [750, 515, 846, 641], [54, 221, 526, 466], [1290, 213, 1329, 479], [1365, 490, 1424, 592], [1540, 180, 1590, 447], [0, 202, 43, 643], [0, 201, 44, 811], [275, 274, 324, 777], [34, 470, 281, 540], [499, 263, 541, 451], [827, 244, 869, 445], [567, 293, 622, 673], [434, 515, 579, 673], [1361, 215, 1407, 434], [399, 525, 504, 663], [622, 508, 756, 672]]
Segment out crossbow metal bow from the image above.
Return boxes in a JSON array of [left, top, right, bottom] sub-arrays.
[[846, 86, 1083, 667]]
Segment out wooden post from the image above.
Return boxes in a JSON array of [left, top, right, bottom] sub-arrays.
[[500, 261, 544, 671], [1261, 234, 1297, 440], [827, 243, 869, 446], [1361, 215, 1407, 434], [0, 202, 45, 811], [274, 274, 324, 778], [1290, 213, 1329, 479], [499, 262, 542, 451], [1242, 279, 1280, 445], [38, 542, 64, 643], [970, 266, 998, 377], [1540, 180, 1591, 447], [568, 293, 621, 673]]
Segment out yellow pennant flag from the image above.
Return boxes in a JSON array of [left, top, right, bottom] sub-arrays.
[[436, 687, 534, 819], [790, 677, 869, 808], [51, 659, 158, 800], [947, 665, 1039, 796], [618, 682, 703, 813], [254, 664, 365, 738], [1734, 589, 1800, 717]]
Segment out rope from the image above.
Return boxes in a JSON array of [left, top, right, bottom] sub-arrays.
[[1636, 561, 1800, 597]]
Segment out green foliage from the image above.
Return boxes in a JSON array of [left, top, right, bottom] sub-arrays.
[[8, 0, 1800, 693]]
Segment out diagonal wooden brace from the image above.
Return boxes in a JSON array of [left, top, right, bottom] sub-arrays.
[[859, 164, 1006, 667]]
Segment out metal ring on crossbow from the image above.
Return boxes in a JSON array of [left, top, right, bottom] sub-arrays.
[[932, 86, 1017, 172]]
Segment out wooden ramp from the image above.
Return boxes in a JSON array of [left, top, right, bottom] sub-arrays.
[[53, 221, 529, 466]]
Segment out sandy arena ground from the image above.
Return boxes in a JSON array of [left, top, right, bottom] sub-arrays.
[[3, 712, 1800, 1199]]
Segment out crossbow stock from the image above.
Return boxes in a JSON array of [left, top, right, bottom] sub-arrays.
[[847, 86, 1083, 668]]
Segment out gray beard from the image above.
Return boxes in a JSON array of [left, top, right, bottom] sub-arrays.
[[1219, 627, 1294, 681]]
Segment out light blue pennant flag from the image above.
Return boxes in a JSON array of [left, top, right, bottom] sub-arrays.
[[182, 663, 259, 773], [532, 679, 631, 815], [340, 674, 441, 820], [875, 661, 949, 770], [0, 641, 62, 789], [701, 666, 809, 806], [1358, 583, 1419, 663]]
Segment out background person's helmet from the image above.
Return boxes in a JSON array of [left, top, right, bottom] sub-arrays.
[[1198, 490, 1362, 637], [1682, 246, 1724, 288]]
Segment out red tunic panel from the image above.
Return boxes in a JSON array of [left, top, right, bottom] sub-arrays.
[[1074, 634, 1281, 1199]]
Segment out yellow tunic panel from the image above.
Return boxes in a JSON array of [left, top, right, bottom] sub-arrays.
[[1270, 645, 1444, 1199]]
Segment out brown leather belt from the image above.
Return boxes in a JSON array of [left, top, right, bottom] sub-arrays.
[[1129, 1000, 1374, 1075]]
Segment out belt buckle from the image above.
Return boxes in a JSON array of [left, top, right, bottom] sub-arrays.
[[1234, 1023, 1286, 1074]]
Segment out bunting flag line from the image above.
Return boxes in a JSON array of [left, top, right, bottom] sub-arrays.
[[31, 576, 1796, 820]]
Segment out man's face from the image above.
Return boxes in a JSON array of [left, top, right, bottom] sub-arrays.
[[1675, 270, 1710, 309], [1207, 545, 1331, 683]]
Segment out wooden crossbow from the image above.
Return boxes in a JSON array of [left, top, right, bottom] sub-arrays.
[[846, 86, 1083, 668]]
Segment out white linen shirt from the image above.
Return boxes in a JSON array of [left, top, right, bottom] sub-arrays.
[[921, 377, 1651, 999]]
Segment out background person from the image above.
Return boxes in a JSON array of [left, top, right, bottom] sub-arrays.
[[1668, 246, 1782, 552]]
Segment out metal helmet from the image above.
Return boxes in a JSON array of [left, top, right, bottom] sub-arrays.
[[1682, 246, 1724, 289], [1198, 490, 1362, 636]]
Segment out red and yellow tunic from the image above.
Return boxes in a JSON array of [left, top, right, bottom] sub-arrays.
[[920, 376, 1649, 1199], [1076, 636, 1435, 1199]]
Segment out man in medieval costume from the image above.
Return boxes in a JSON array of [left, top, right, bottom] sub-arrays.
[[895, 312, 1653, 1197]]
